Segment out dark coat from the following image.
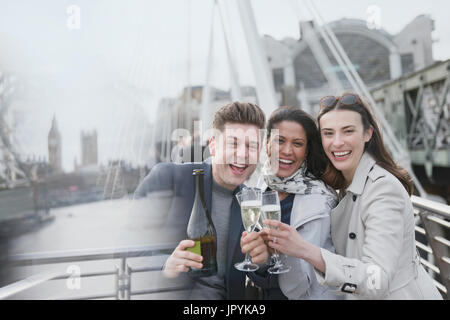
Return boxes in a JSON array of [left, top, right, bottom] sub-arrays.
[[134, 160, 247, 299]]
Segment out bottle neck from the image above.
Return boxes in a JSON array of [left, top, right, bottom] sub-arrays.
[[194, 174, 206, 208]]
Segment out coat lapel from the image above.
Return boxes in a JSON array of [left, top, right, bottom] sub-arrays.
[[330, 194, 352, 254], [347, 152, 376, 196]]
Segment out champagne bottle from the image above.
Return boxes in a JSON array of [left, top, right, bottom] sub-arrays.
[[186, 169, 217, 277]]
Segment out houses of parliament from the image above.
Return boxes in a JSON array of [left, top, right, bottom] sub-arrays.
[[47, 115, 98, 173]]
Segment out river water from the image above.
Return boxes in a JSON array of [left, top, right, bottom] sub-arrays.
[[4, 198, 184, 299]]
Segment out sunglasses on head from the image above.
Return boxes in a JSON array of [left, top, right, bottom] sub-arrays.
[[319, 93, 363, 109]]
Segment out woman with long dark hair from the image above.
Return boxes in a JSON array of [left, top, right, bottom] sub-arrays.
[[241, 106, 340, 299], [263, 94, 442, 299]]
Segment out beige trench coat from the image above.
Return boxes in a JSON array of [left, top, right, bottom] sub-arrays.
[[315, 152, 442, 299]]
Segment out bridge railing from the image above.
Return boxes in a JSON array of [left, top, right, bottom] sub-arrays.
[[1, 196, 449, 300], [412, 195, 450, 299], [0, 243, 189, 300]]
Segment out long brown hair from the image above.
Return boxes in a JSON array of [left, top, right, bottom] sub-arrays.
[[317, 94, 414, 195]]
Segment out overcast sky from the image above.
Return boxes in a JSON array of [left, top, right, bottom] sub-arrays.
[[1, 0, 449, 172]]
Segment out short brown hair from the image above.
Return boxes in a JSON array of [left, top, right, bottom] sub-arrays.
[[212, 101, 266, 132]]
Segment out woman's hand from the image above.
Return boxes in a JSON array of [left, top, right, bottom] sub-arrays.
[[262, 219, 306, 259], [263, 219, 326, 273], [240, 231, 269, 264], [258, 229, 275, 254]]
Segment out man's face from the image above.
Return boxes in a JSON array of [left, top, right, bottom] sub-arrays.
[[209, 123, 261, 190]]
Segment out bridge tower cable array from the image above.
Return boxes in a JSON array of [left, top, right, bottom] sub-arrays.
[[0, 74, 31, 189], [302, 0, 426, 196]]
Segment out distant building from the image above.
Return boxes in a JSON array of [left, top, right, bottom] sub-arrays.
[[154, 85, 257, 139], [81, 130, 98, 167], [153, 86, 257, 161], [48, 115, 62, 173], [263, 15, 436, 112], [394, 15, 435, 74]]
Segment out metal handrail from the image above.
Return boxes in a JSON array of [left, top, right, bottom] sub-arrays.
[[435, 236, 450, 248], [411, 195, 450, 298], [7, 243, 178, 267], [1, 243, 181, 300], [415, 226, 426, 235], [411, 195, 450, 219], [2, 196, 449, 300], [427, 216, 450, 229], [415, 241, 433, 254], [0, 272, 63, 300]]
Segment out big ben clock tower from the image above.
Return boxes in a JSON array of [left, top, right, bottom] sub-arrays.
[[48, 114, 62, 173]]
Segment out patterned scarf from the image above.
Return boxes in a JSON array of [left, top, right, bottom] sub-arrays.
[[262, 159, 338, 200]]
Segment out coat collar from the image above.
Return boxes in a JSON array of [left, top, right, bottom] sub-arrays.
[[346, 152, 376, 195]]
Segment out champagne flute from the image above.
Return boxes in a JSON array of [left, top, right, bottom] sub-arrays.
[[261, 190, 291, 274], [235, 188, 262, 272]]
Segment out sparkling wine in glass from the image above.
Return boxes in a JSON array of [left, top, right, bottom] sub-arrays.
[[235, 188, 262, 272], [262, 190, 291, 274]]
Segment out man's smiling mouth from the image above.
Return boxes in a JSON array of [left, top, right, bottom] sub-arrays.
[[229, 164, 248, 174]]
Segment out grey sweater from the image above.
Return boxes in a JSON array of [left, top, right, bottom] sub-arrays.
[[189, 179, 233, 299]]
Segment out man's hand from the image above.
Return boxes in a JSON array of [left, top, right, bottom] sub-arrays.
[[240, 231, 269, 264], [162, 240, 203, 278]]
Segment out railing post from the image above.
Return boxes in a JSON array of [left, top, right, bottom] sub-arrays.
[[127, 264, 132, 300], [116, 257, 131, 300], [115, 266, 120, 300], [419, 210, 450, 299]]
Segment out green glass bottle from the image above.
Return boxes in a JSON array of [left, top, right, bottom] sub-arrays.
[[186, 169, 217, 277]]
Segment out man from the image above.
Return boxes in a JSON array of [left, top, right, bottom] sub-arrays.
[[134, 101, 268, 299]]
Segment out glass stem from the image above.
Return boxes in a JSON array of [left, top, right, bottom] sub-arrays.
[[272, 233, 281, 265], [272, 249, 281, 265]]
